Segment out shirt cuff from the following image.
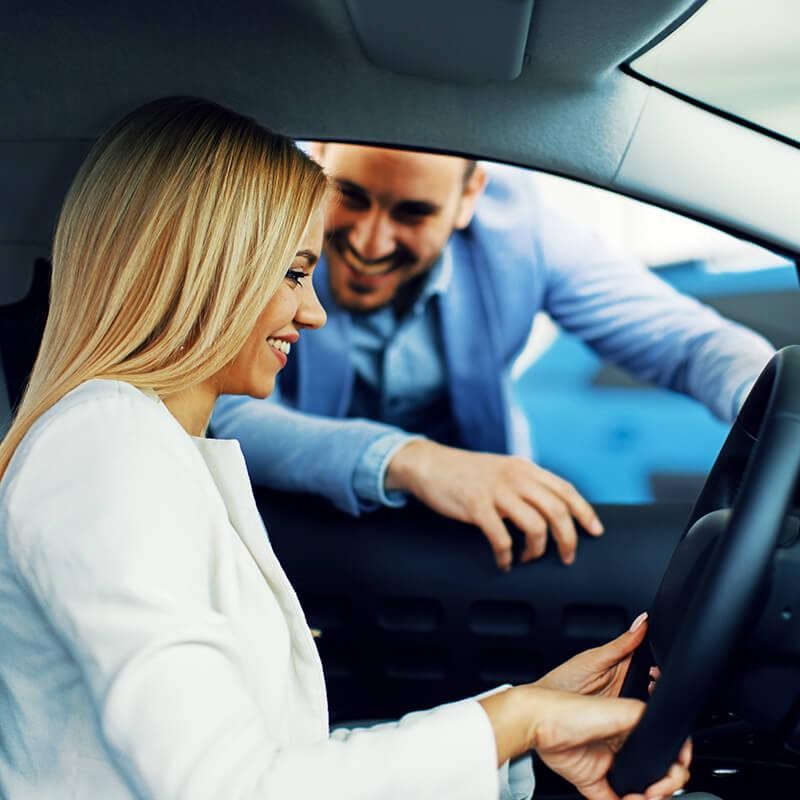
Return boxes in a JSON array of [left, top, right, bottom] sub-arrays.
[[502, 754, 535, 800], [352, 432, 425, 510]]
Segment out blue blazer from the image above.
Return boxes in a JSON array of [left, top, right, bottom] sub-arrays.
[[213, 164, 773, 513]]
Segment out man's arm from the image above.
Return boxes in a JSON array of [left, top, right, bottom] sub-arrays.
[[213, 393, 603, 569], [211, 392, 414, 516], [538, 202, 774, 422]]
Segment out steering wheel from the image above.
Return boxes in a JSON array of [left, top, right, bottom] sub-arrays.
[[608, 346, 800, 795]]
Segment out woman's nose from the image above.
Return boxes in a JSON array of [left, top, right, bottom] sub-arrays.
[[296, 285, 327, 330]]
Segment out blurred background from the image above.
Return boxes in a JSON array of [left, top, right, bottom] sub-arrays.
[[512, 170, 798, 504]]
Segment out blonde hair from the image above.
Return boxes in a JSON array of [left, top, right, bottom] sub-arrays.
[[0, 96, 327, 479]]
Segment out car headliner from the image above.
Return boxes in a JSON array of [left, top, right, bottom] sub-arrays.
[[1, 0, 799, 270]]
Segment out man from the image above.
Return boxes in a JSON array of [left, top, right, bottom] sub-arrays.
[[212, 144, 774, 570]]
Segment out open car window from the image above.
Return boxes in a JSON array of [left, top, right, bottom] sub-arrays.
[[512, 168, 798, 504]]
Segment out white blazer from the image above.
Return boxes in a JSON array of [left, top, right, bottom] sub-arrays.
[[0, 380, 531, 800]]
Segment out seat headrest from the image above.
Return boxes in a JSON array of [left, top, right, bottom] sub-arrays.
[[0, 245, 39, 306], [0, 254, 51, 418]]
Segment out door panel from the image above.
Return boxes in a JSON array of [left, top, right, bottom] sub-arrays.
[[256, 488, 689, 723]]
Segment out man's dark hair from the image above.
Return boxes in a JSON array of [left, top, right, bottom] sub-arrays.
[[463, 159, 478, 184]]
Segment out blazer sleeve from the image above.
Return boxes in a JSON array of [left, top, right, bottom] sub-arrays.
[[212, 390, 407, 515], [5, 391, 501, 800], [536, 201, 775, 422]]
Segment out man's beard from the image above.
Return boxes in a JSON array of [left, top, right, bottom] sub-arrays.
[[327, 229, 416, 278], [326, 230, 444, 316]]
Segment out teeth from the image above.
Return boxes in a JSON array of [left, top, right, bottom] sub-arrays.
[[266, 337, 291, 355]]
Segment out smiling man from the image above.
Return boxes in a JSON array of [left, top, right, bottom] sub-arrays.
[[212, 143, 774, 570]]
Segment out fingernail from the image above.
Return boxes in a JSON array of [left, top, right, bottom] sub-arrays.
[[590, 518, 604, 534], [648, 681, 656, 693], [629, 611, 648, 632]]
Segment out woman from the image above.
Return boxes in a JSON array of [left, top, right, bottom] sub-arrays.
[[0, 97, 689, 800]]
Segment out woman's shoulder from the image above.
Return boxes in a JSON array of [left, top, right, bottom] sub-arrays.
[[30, 377, 181, 442], [3, 379, 197, 497], [1, 380, 214, 564]]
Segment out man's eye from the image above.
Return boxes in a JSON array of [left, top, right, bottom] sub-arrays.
[[339, 188, 369, 209], [392, 203, 436, 222], [285, 269, 306, 288]]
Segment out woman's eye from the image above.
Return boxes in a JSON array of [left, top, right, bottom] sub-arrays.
[[285, 269, 306, 288]]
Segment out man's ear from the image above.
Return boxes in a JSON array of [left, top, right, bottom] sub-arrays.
[[454, 164, 489, 229], [308, 141, 325, 163]]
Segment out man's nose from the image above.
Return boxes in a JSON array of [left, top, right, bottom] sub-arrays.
[[348, 209, 395, 263], [296, 284, 327, 331]]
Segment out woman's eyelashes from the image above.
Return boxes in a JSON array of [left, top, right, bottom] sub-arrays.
[[285, 268, 307, 288]]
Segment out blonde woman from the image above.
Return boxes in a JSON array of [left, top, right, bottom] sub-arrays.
[[0, 97, 690, 800]]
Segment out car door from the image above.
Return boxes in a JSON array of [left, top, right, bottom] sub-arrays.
[[259, 488, 687, 723]]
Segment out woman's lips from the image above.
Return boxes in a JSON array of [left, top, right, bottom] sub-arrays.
[[266, 337, 289, 367], [270, 345, 287, 367]]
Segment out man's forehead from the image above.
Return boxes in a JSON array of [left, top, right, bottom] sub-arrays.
[[320, 143, 466, 195]]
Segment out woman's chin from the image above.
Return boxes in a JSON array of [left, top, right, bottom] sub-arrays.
[[246, 375, 277, 400]]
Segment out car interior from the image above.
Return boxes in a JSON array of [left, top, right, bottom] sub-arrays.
[[2, 1, 800, 798]]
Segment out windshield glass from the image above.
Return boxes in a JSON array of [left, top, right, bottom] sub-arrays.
[[631, 0, 800, 144]]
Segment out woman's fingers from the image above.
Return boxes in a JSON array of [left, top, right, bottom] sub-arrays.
[[647, 666, 662, 696], [678, 737, 692, 767], [642, 758, 691, 799], [541, 694, 647, 750], [584, 614, 649, 673], [628, 740, 692, 799]]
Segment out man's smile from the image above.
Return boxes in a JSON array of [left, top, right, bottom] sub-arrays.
[[329, 232, 413, 281]]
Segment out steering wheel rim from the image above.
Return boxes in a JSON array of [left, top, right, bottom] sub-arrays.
[[608, 346, 800, 795]]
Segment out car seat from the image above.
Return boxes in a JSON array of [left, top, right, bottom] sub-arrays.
[[0, 256, 51, 435]]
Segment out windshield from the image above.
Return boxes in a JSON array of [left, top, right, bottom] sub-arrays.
[[631, 0, 800, 144]]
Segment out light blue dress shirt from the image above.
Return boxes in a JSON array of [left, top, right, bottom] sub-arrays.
[[349, 253, 460, 509]]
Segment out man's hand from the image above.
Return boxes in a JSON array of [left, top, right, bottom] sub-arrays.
[[385, 439, 603, 569], [535, 612, 648, 698]]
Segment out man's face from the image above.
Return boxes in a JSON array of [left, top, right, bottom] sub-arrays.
[[314, 144, 486, 312]]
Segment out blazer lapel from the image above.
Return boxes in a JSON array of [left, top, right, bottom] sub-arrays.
[[439, 233, 508, 454], [193, 437, 329, 733]]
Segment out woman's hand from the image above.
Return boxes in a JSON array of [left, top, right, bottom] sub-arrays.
[[528, 687, 691, 800], [479, 685, 691, 800], [535, 612, 648, 698]]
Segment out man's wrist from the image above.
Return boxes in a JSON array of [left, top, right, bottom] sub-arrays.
[[384, 437, 433, 493], [353, 432, 418, 509]]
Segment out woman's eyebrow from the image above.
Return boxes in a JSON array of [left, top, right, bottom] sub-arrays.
[[296, 249, 319, 266]]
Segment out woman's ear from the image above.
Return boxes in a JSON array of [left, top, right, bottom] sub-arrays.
[[454, 164, 489, 230]]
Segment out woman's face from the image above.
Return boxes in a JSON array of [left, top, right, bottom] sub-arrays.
[[217, 208, 327, 399]]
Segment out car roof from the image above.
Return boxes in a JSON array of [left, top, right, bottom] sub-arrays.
[[1, 0, 799, 254]]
